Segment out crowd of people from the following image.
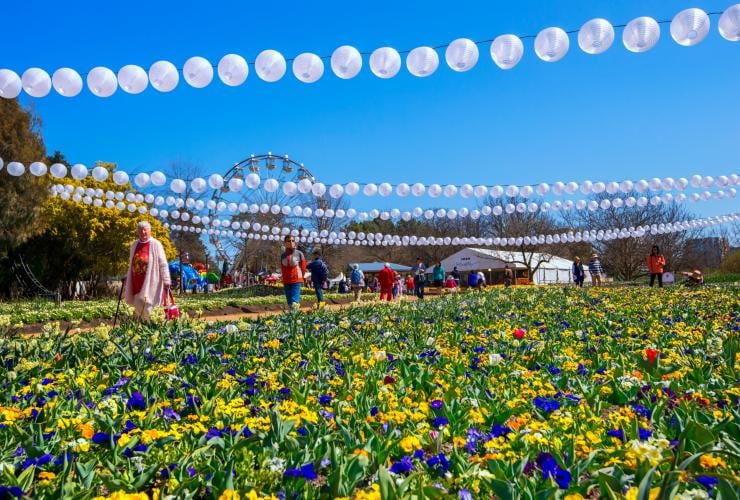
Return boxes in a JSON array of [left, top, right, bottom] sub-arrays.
[[122, 223, 709, 320]]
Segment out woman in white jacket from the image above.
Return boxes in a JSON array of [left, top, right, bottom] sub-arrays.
[[125, 221, 171, 320]]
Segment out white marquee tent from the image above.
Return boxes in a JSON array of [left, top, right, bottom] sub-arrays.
[[440, 248, 574, 284]]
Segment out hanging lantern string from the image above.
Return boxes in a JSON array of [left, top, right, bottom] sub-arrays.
[[9, 9, 728, 75]]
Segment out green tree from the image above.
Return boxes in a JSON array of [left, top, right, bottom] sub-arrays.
[[20, 162, 176, 298]]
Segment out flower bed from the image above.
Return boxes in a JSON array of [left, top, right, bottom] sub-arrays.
[[0, 287, 738, 499]]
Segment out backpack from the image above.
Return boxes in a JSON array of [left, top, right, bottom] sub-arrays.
[[351, 268, 362, 285]]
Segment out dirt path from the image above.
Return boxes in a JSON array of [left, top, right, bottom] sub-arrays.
[[17, 295, 423, 336]]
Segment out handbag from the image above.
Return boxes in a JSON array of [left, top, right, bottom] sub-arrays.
[[163, 288, 180, 320]]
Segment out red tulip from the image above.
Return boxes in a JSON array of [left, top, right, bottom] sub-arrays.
[[513, 329, 526, 340], [55, 354, 61, 362], [645, 348, 659, 364]]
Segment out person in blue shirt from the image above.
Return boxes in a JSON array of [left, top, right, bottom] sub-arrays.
[[467, 271, 479, 289], [306, 250, 329, 306]]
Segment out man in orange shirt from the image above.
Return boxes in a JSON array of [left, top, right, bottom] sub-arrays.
[[280, 234, 307, 311], [647, 245, 666, 288]]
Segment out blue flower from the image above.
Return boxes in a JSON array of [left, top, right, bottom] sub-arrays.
[[319, 395, 332, 406], [533, 397, 561, 413], [430, 399, 443, 410], [413, 449, 425, 460], [390, 456, 414, 474], [126, 392, 147, 411], [638, 428, 653, 440], [426, 453, 450, 475], [162, 407, 181, 421], [696, 476, 719, 490], [458, 489, 473, 500], [540, 456, 571, 489], [607, 429, 625, 441], [490, 423, 512, 438], [0, 486, 24, 498], [431, 416, 449, 428], [370, 406, 379, 416], [205, 428, 222, 440], [36, 454, 53, 466], [284, 463, 317, 481], [92, 432, 110, 446]]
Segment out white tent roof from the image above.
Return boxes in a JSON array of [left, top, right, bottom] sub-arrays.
[[441, 248, 572, 272]]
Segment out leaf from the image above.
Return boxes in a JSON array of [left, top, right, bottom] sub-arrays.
[[377, 466, 396, 500], [489, 478, 515, 500], [685, 422, 715, 447], [636, 466, 656, 500], [717, 478, 740, 500]]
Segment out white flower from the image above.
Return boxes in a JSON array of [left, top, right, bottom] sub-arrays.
[[488, 353, 503, 366], [224, 324, 238, 334], [266, 457, 286, 473]]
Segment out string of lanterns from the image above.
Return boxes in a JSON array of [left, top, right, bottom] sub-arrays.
[[4, 157, 738, 202], [49, 181, 736, 224], [48, 186, 739, 247], [1, 5, 738, 99]]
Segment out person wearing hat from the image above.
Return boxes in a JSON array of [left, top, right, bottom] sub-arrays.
[[378, 262, 395, 301], [588, 253, 604, 287], [306, 249, 329, 307], [681, 269, 704, 286], [411, 257, 427, 299]]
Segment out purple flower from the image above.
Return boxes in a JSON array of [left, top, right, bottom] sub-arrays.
[[533, 397, 560, 413], [92, 432, 111, 445], [607, 429, 625, 441], [430, 400, 443, 410], [284, 463, 317, 481], [458, 489, 473, 500], [370, 406, 379, 416], [41, 378, 53, 385], [490, 423, 512, 438], [431, 416, 449, 428], [161, 407, 180, 421], [540, 456, 572, 489], [696, 476, 719, 490], [126, 392, 147, 411], [390, 456, 414, 474], [0, 486, 24, 498], [188, 467, 197, 477], [36, 454, 53, 466], [319, 409, 334, 420], [205, 428, 222, 440], [413, 449, 425, 460], [426, 453, 450, 475], [319, 395, 332, 406], [638, 428, 653, 440]]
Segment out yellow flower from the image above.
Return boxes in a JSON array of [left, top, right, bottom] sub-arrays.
[[93, 491, 149, 500], [700, 454, 727, 469], [399, 435, 422, 453], [624, 487, 659, 500], [78, 423, 95, 439], [354, 484, 381, 500]]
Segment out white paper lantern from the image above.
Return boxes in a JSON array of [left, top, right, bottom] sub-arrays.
[[605, 181, 619, 194], [406, 46, 439, 77], [190, 177, 206, 193], [474, 185, 488, 197], [411, 183, 426, 196], [412, 207, 423, 217], [132, 172, 150, 188], [369, 47, 401, 78], [87, 67, 117, 97], [535, 27, 570, 62], [292, 53, 324, 83], [0, 69, 22, 99], [49, 163, 68, 179], [150, 171, 166, 186], [428, 184, 442, 197], [363, 183, 378, 196], [255, 50, 286, 82], [623, 17, 661, 52], [490, 185, 504, 197], [490, 34, 524, 70], [345, 182, 359, 196], [70, 163, 88, 180], [505, 185, 519, 197], [218, 54, 249, 86], [670, 8, 710, 46], [535, 183, 549, 196], [208, 174, 224, 190], [396, 182, 410, 196], [116, 65, 148, 94], [520, 185, 533, 198], [443, 184, 458, 197], [29, 161, 47, 176], [170, 179, 186, 193], [459, 184, 473, 198], [52, 68, 83, 97], [182, 56, 213, 88], [311, 182, 327, 196], [7, 162, 24, 176], [445, 38, 479, 72], [378, 182, 393, 196], [21, 68, 52, 98], [243, 172, 259, 189], [331, 46, 362, 79], [551, 181, 564, 195], [112, 170, 129, 186], [719, 4, 740, 41], [297, 178, 313, 194], [228, 177, 244, 192], [578, 18, 615, 54], [149, 61, 179, 92]]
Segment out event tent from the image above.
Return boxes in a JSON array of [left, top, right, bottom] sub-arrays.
[[351, 262, 412, 273], [440, 248, 573, 284]]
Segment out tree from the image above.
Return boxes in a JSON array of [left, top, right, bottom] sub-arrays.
[[20, 162, 175, 298], [482, 196, 564, 280], [0, 99, 49, 260], [560, 192, 700, 281]]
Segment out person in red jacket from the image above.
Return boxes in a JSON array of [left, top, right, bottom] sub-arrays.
[[647, 245, 666, 288], [280, 235, 307, 310], [377, 263, 395, 301]]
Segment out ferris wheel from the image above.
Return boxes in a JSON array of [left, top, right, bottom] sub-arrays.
[[206, 153, 317, 269]]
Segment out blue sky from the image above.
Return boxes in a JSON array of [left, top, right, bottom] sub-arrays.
[[4, 0, 739, 216]]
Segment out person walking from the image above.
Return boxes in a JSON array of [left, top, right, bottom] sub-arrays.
[[280, 235, 307, 311], [504, 265, 514, 287], [647, 245, 666, 288], [432, 261, 445, 287], [467, 270, 479, 289], [588, 253, 604, 287], [306, 250, 329, 306], [572, 257, 585, 287], [412, 257, 427, 299], [349, 264, 365, 302], [392, 272, 401, 300], [477, 270, 486, 288], [125, 221, 172, 321], [405, 274, 415, 296], [378, 263, 395, 301]]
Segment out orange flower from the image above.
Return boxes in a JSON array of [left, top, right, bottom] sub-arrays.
[[77, 423, 94, 439]]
